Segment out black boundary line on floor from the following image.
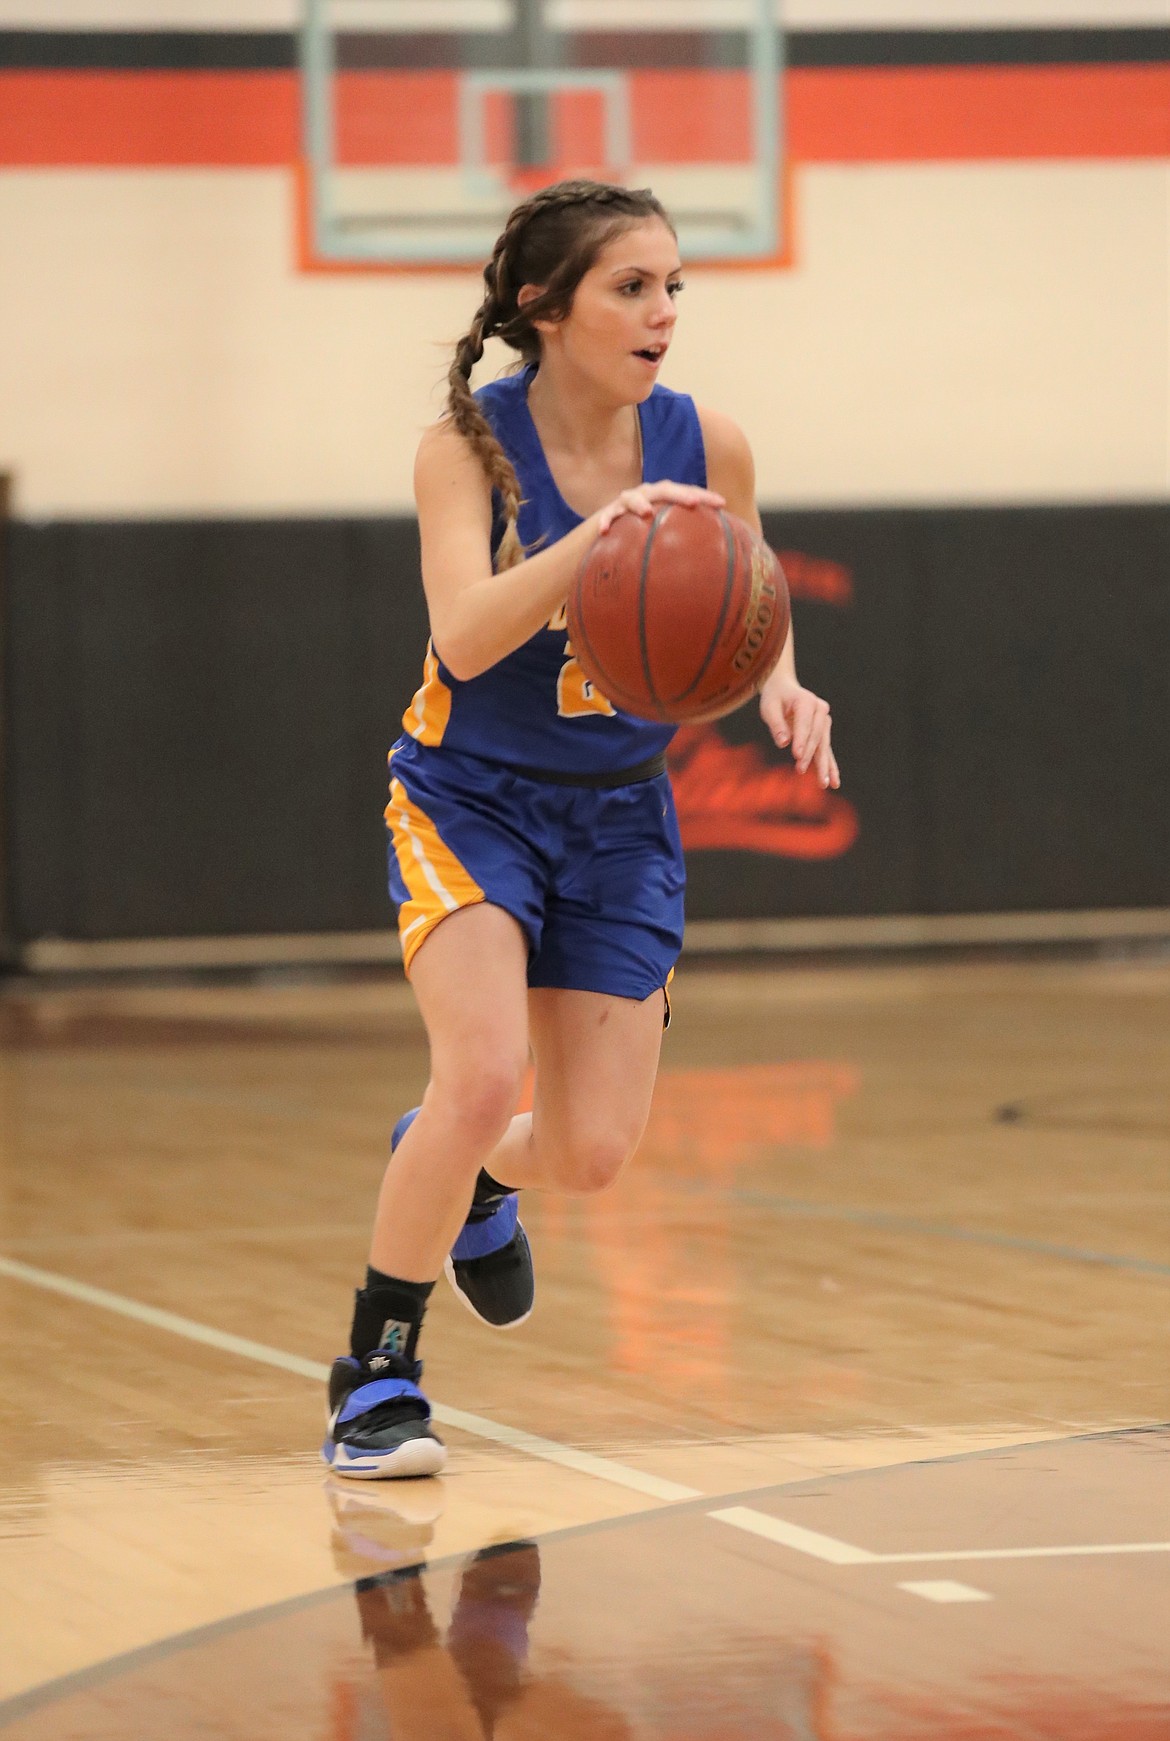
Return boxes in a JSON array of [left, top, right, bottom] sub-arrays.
[[663, 1180, 1170, 1280], [0, 1421, 1164, 1729], [0, 27, 1166, 70]]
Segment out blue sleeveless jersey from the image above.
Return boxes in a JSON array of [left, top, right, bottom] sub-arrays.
[[401, 363, 707, 774]]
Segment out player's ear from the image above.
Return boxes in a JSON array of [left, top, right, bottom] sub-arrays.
[[517, 283, 557, 335]]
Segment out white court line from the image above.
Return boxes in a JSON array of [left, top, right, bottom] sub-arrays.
[[4, 1255, 1166, 1552], [0, 1255, 697, 1504], [709, 1505, 877, 1564], [418, 1402, 696, 1501], [875, 1541, 1170, 1564], [898, 1581, 992, 1604], [0, 1255, 327, 1381], [710, 1505, 1170, 1566]]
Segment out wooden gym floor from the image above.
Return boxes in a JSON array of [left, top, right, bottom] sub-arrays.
[[0, 955, 1167, 1737]]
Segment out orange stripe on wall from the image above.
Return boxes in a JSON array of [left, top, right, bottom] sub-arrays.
[[0, 65, 1167, 168], [789, 64, 1170, 161], [0, 71, 298, 166]]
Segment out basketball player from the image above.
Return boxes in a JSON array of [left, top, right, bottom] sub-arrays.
[[324, 182, 838, 1477]]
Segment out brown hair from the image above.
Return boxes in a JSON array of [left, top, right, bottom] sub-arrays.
[[445, 179, 674, 571]]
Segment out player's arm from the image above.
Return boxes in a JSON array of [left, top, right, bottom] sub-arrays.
[[413, 421, 595, 680], [699, 401, 783, 667], [697, 403, 764, 536], [697, 405, 840, 791], [414, 420, 720, 681]]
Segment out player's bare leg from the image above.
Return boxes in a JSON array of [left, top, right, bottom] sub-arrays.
[[370, 903, 532, 1281], [375, 902, 542, 1332], [486, 984, 666, 1195], [323, 903, 531, 1477]]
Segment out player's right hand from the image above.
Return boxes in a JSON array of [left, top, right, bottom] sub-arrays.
[[596, 481, 725, 535]]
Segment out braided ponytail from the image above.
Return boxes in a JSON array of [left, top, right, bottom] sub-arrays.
[[443, 180, 674, 574], [446, 296, 527, 572]]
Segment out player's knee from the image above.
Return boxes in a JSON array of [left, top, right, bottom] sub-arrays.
[[435, 1055, 527, 1151], [558, 1128, 635, 1195]]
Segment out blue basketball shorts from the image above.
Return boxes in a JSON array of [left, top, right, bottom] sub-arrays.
[[384, 737, 686, 1003]]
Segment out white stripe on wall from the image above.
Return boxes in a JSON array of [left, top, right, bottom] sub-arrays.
[[554, 0, 1170, 25], [3, 164, 1165, 516], [0, 1, 300, 23], [1, 1, 1165, 31], [328, 0, 513, 29], [786, 0, 1170, 23]]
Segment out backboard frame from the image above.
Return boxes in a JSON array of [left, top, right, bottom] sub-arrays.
[[299, 0, 786, 271]]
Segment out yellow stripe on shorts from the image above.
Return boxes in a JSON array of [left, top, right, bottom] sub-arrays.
[[384, 776, 485, 972], [403, 640, 452, 747]]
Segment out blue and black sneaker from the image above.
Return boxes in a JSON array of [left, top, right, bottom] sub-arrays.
[[322, 1349, 446, 1480], [392, 1108, 534, 1330]]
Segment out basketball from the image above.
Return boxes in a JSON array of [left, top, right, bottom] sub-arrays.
[[567, 504, 791, 724]]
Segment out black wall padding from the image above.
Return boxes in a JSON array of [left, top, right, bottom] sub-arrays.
[[685, 504, 1170, 923], [4, 505, 1168, 944], [915, 506, 1170, 912], [4, 27, 1166, 70], [5, 519, 428, 941]]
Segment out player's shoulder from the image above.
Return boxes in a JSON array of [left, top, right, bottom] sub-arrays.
[[694, 403, 756, 498], [694, 403, 753, 466], [415, 368, 527, 468], [413, 417, 492, 511], [415, 415, 470, 470]]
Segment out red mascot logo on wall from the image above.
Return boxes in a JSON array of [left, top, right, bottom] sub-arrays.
[[667, 551, 860, 860]]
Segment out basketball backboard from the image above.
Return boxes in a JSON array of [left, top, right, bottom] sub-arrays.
[[300, 0, 784, 267]]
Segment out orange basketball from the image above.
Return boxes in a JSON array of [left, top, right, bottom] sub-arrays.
[[567, 504, 790, 724]]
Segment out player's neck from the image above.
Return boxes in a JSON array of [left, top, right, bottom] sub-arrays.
[[526, 360, 638, 463]]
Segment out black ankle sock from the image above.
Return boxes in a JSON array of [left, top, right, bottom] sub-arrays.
[[350, 1268, 434, 1362], [465, 1167, 517, 1226], [475, 1167, 515, 1205]]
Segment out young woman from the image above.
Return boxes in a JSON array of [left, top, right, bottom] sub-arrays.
[[324, 181, 838, 1478]]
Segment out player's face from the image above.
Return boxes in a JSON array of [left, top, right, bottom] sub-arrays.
[[551, 218, 684, 402]]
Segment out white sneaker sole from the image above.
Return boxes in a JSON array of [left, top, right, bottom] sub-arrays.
[[322, 1435, 447, 1480]]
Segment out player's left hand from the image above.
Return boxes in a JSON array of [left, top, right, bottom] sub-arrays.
[[759, 676, 840, 790]]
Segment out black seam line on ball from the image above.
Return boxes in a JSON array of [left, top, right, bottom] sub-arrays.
[[667, 507, 738, 707], [637, 507, 671, 720]]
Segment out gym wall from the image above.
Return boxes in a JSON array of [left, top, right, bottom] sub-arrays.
[[1, 3, 1167, 959]]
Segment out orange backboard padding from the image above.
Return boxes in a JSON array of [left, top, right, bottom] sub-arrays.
[[334, 71, 456, 164], [335, 70, 756, 167], [2, 65, 1167, 169], [631, 70, 756, 163]]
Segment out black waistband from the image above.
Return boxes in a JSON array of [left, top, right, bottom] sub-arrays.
[[499, 751, 668, 789]]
